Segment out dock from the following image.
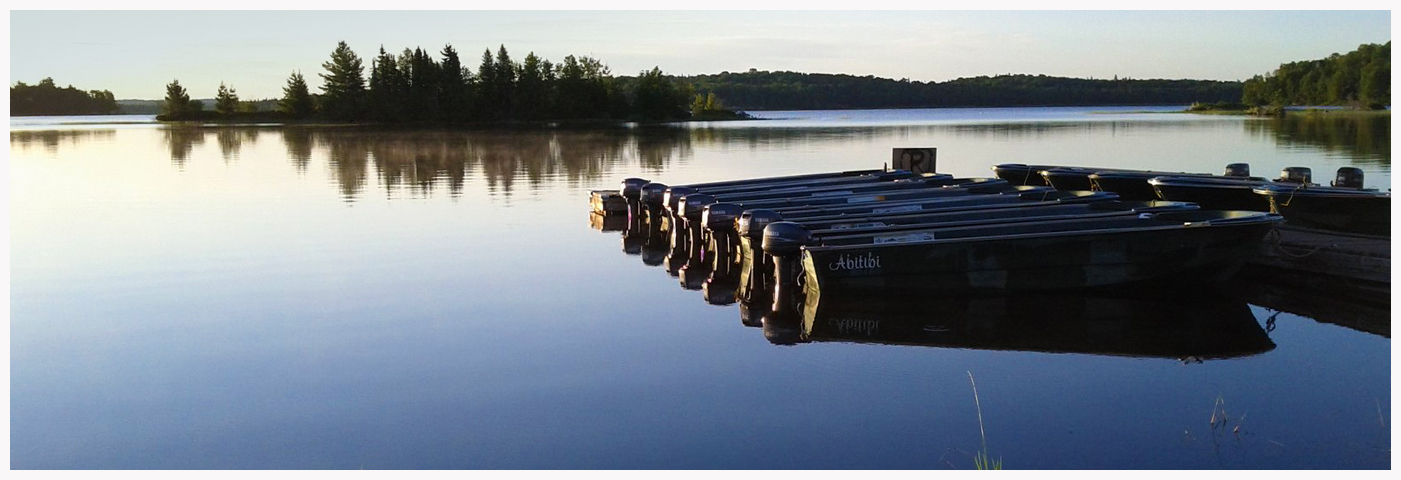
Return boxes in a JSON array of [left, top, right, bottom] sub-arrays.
[[1245, 225, 1390, 288]]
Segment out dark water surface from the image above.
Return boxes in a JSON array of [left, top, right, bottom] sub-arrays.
[[9, 107, 1390, 469]]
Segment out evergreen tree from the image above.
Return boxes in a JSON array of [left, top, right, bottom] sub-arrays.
[[517, 52, 547, 120], [369, 46, 406, 121], [408, 47, 441, 120], [493, 45, 517, 119], [439, 44, 470, 122], [280, 71, 314, 118], [215, 82, 240, 115], [163, 79, 192, 119], [475, 48, 498, 120], [319, 41, 366, 120]]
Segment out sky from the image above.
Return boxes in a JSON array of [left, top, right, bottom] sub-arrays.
[[7, 8, 1393, 100]]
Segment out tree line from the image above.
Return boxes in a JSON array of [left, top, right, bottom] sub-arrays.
[[11, 78, 119, 116], [686, 70, 1244, 110], [161, 42, 701, 123], [1241, 42, 1390, 108]]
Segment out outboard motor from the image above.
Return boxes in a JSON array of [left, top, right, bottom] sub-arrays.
[[1278, 167, 1312, 184], [737, 209, 784, 304], [738, 300, 771, 328], [621, 203, 644, 255], [762, 310, 805, 346], [640, 182, 669, 213], [619, 178, 649, 202], [1224, 163, 1251, 177], [762, 222, 814, 325], [663, 187, 697, 218], [679, 194, 718, 256], [640, 207, 668, 267], [703, 203, 747, 272], [1333, 167, 1364, 189], [677, 194, 717, 289]]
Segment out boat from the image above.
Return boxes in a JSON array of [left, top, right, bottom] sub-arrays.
[[762, 209, 1282, 296], [1253, 182, 1390, 236], [1043, 167, 1216, 200], [1147, 165, 1319, 211]]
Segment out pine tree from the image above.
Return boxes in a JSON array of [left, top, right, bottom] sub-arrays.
[[493, 45, 516, 119], [215, 82, 240, 115], [319, 41, 366, 120], [163, 79, 192, 119], [476, 48, 498, 120], [369, 46, 406, 121], [439, 44, 470, 121], [280, 71, 314, 118]]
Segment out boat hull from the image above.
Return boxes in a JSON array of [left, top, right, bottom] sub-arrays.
[[1256, 187, 1391, 236], [1149, 177, 1273, 211], [802, 218, 1277, 294]]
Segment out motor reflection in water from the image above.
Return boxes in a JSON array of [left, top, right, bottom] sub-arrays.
[[590, 194, 1295, 362]]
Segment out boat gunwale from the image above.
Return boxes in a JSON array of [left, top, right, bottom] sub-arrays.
[[802, 211, 1282, 252]]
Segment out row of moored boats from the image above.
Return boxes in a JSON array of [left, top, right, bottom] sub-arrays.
[[994, 163, 1390, 236], [585, 161, 1382, 331]]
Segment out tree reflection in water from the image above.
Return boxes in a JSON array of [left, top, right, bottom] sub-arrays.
[[132, 112, 1391, 201]]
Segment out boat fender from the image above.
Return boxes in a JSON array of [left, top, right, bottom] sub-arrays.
[[738, 209, 784, 240], [1333, 167, 1364, 189], [1224, 163, 1251, 177], [1278, 167, 1312, 184], [619, 178, 649, 200], [640, 182, 669, 209]]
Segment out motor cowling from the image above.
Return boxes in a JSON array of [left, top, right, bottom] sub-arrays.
[[663, 187, 696, 216], [738, 209, 784, 240], [620, 178, 649, 200], [1224, 163, 1251, 177], [1333, 167, 1364, 189], [640, 182, 669, 209], [762, 222, 814, 257], [1279, 167, 1312, 184], [703, 203, 747, 232], [680, 194, 717, 220]]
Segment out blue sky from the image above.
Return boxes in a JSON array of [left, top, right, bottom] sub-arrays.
[[8, 9, 1392, 100]]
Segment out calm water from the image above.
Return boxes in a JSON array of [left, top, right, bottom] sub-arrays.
[[9, 107, 1391, 469]]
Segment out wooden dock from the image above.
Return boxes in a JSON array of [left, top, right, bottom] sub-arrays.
[[1246, 225, 1390, 285]]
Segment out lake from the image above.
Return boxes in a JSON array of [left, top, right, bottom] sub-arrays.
[[8, 107, 1390, 469]]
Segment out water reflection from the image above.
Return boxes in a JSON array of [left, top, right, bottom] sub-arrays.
[[1227, 269, 1391, 338], [1245, 113, 1391, 165], [789, 293, 1275, 361], [11, 113, 1386, 202], [9, 129, 115, 154], [162, 127, 207, 169]]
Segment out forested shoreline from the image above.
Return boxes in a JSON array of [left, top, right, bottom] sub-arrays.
[[10, 78, 119, 116], [1241, 42, 1390, 109], [156, 42, 725, 124], [13, 41, 1390, 121]]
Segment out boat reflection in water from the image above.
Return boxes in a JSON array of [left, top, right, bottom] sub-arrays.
[[773, 292, 1276, 361]]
